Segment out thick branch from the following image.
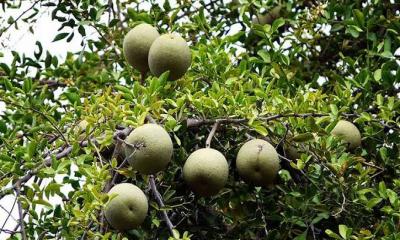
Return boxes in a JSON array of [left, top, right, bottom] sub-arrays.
[[149, 175, 175, 237]]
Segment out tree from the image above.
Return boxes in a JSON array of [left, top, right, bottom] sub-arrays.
[[0, 0, 399, 239]]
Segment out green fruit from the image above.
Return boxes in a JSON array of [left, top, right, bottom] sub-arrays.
[[123, 23, 160, 73], [148, 33, 191, 81], [183, 148, 229, 196], [105, 183, 148, 231], [236, 139, 280, 187], [331, 120, 361, 149], [124, 124, 173, 174]]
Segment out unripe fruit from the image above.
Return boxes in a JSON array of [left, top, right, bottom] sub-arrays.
[[123, 23, 160, 73], [148, 33, 191, 81], [105, 183, 148, 231], [236, 139, 280, 187], [124, 124, 173, 174], [331, 120, 361, 149], [183, 148, 229, 197]]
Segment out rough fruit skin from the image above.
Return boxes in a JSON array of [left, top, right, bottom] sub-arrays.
[[331, 120, 361, 149], [123, 23, 160, 73], [183, 148, 229, 197], [124, 124, 173, 174], [105, 183, 148, 231], [236, 139, 280, 187], [148, 33, 191, 81]]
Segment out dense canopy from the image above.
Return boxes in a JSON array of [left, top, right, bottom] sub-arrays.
[[0, 0, 399, 239]]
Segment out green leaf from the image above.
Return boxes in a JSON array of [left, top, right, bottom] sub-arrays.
[[257, 50, 270, 63], [292, 133, 314, 142], [23, 78, 33, 93], [251, 122, 268, 136], [366, 197, 382, 209], [339, 224, 352, 239], [52, 32, 69, 42], [27, 140, 38, 159], [373, 69, 381, 81], [325, 229, 341, 239], [353, 9, 365, 27], [0, 154, 14, 162], [0, 120, 7, 133], [272, 18, 285, 32]]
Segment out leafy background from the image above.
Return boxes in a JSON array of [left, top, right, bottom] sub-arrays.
[[0, 0, 399, 239]]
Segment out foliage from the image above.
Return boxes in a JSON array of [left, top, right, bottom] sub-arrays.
[[0, 0, 399, 239]]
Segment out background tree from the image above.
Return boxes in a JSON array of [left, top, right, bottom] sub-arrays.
[[0, 0, 399, 239]]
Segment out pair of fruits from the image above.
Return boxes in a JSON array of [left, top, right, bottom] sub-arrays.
[[123, 23, 191, 81], [183, 139, 281, 197]]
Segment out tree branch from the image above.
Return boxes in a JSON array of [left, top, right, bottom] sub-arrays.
[[149, 175, 175, 237], [205, 122, 219, 148], [0, 196, 17, 231], [0, 127, 132, 200], [186, 112, 399, 130], [0, 0, 41, 37], [15, 183, 27, 240]]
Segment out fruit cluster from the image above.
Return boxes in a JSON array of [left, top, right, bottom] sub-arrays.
[[104, 120, 361, 231], [123, 23, 191, 81]]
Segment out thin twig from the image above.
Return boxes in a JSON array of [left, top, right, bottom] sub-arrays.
[[15, 184, 27, 240], [0, 0, 41, 37], [0, 228, 20, 234], [332, 190, 346, 217], [0, 127, 132, 200], [80, 220, 94, 240], [205, 122, 219, 148], [0, 197, 17, 231], [149, 175, 176, 237], [276, 122, 289, 149], [255, 190, 268, 237], [4, 100, 69, 144]]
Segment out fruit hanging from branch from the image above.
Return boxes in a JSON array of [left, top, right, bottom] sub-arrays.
[[104, 183, 148, 231]]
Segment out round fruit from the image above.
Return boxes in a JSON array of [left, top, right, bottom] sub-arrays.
[[331, 120, 361, 149], [148, 33, 191, 81], [183, 148, 229, 197], [236, 139, 280, 187], [123, 23, 160, 73], [124, 124, 173, 174], [105, 183, 148, 231]]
